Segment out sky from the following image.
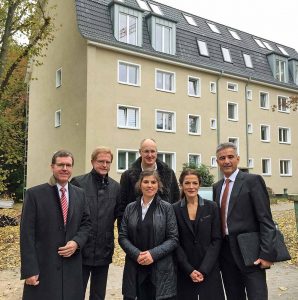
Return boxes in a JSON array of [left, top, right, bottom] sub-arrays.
[[158, 0, 298, 52]]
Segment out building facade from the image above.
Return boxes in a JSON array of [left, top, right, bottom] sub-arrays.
[[26, 0, 298, 194]]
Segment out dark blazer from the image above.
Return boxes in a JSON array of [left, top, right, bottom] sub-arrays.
[[173, 197, 224, 300], [213, 170, 277, 270], [20, 182, 91, 300]]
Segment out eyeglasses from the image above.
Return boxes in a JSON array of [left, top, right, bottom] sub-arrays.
[[95, 160, 111, 165], [55, 163, 73, 169]]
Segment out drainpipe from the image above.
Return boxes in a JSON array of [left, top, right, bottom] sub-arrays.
[[245, 77, 251, 171]]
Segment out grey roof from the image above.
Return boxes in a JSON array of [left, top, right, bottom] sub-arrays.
[[76, 0, 298, 90]]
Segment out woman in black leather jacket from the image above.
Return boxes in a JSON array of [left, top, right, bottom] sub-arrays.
[[119, 169, 178, 300]]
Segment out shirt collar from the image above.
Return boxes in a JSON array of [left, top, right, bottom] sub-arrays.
[[57, 182, 69, 192], [141, 196, 154, 208], [225, 168, 239, 182]]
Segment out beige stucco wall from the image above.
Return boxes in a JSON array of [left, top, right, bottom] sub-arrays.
[[26, 0, 87, 187]]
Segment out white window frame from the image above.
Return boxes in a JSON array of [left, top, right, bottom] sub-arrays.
[[188, 114, 201, 135], [155, 109, 176, 132], [275, 58, 287, 82], [56, 68, 62, 88], [243, 53, 253, 68], [118, 61, 141, 86], [155, 69, 175, 93], [211, 156, 217, 168], [227, 82, 238, 92], [278, 127, 291, 144], [229, 29, 241, 40], [261, 158, 271, 176], [117, 149, 139, 172], [55, 109, 61, 127], [247, 123, 253, 134], [117, 105, 140, 129], [210, 118, 217, 129], [260, 124, 270, 142], [248, 158, 254, 168], [228, 137, 239, 154], [210, 81, 216, 93], [246, 89, 252, 100], [279, 159, 292, 176], [222, 47, 232, 63], [157, 151, 176, 171], [207, 22, 221, 34], [118, 12, 138, 45], [197, 40, 209, 57], [227, 102, 238, 121], [155, 23, 172, 54], [188, 76, 201, 97], [183, 14, 197, 26], [188, 153, 201, 167], [277, 95, 290, 113], [259, 91, 269, 109]]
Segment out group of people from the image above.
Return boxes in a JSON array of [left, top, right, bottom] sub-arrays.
[[20, 139, 277, 300]]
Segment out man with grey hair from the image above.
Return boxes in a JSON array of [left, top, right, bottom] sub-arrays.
[[71, 146, 120, 300], [213, 142, 276, 300], [119, 138, 179, 222]]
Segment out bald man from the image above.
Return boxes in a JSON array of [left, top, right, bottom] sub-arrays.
[[119, 138, 179, 222]]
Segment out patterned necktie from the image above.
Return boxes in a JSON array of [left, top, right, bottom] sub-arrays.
[[220, 178, 231, 236], [60, 187, 68, 225]]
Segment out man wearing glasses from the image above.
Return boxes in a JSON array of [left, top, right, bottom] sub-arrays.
[[71, 146, 120, 300], [119, 138, 180, 223], [20, 150, 91, 300]]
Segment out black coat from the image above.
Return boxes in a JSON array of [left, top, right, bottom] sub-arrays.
[[213, 170, 277, 271], [173, 197, 225, 300], [119, 157, 180, 222], [71, 172, 120, 266], [20, 182, 91, 300], [119, 196, 178, 300]]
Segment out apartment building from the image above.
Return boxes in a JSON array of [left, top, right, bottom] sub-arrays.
[[26, 0, 298, 194]]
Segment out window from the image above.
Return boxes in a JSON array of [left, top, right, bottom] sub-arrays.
[[156, 23, 172, 54], [117, 149, 139, 171], [247, 123, 253, 133], [188, 76, 201, 97], [55, 110, 61, 127], [277, 46, 289, 56], [210, 118, 217, 129], [277, 96, 289, 113], [183, 14, 197, 26], [157, 152, 175, 170], [243, 53, 253, 68], [197, 40, 209, 57], [254, 38, 265, 48], [119, 13, 137, 45], [156, 69, 175, 92], [156, 110, 176, 132], [211, 156, 217, 167], [227, 82, 238, 92], [260, 124, 270, 142], [118, 61, 140, 86], [56, 68, 62, 88], [222, 47, 232, 63], [188, 154, 201, 167], [227, 102, 238, 121], [136, 0, 150, 11], [278, 127, 291, 144], [148, 2, 163, 15], [261, 158, 271, 175], [280, 160, 292, 176], [229, 29, 241, 40], [228, 137, 239, 153], [188, 114, 201, 135], [275, 58, 286, 82], [210, 82, 216, 93], [207, 22, 220, 34], [259, 92, 269, 109], [248, 158, 254, 168], [263, 41, 273, 51], [246, 89, 252, 100], [117, 105, 140, 129]]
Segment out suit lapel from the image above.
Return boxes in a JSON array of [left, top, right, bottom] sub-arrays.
[[180, 199, 195, 236], [228, 171, 244, 217], [214, 179, 224, 206], [67, 184, 75, 226]]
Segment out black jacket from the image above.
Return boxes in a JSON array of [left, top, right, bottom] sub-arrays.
[[119, 157, 180, 221], [71, 171, 120, 266], [119, 196, 178, 299]]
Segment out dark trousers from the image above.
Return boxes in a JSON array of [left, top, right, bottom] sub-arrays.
[[82, 264, 109, 300], [220, 239, 268, 300]]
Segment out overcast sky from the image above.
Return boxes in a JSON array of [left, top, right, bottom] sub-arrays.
[[158, 0, 298, 52]]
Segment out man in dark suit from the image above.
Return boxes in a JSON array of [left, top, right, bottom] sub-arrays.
[[20, 150, 91, 300], [213, 142, 276, 300]]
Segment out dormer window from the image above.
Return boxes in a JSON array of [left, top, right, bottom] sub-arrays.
[[229, 29, 241, 40], [183, 14, 197, 26], [148, 2, 163, 15], [267, 53, 289, 83], [275, 58, 287, 82], [289, 59, 298, 85], [119, 13, 137, 45], [197, 40, 209, 57], [207, 22, 221, 34], [222, 47, 232, 63]]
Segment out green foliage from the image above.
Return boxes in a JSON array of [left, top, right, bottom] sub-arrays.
[[182, 163, 215, 187]]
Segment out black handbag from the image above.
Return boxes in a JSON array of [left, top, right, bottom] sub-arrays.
[[237, 228, 291, 267]]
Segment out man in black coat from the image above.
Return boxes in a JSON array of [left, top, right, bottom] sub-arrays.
[[20, 150, 91, 300], [213, 142, 277, 300], [71, 146, 120, 300], [119, 138, 179, 222]]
